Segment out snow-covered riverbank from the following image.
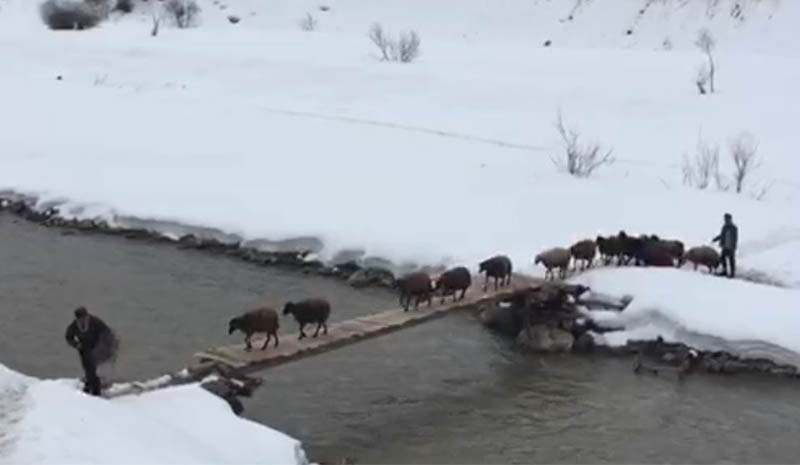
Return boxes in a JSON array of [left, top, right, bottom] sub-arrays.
[[0, 364, 308, 464]]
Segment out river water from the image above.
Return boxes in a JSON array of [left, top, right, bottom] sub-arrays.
[[2, 213, 800, 463]]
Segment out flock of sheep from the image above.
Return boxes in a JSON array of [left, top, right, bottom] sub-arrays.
[[228, 232, 723, 352], [535, 231, 723, 280]]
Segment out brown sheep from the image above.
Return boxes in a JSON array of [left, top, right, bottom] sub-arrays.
[[534, 247, 571, 280], [681, 246, 721, 273], [596, 235, 622, 265], [283, 298, 331, 340], [434, 266, 472, 304], [478, 255, 513, 291], [396, 271, 433, 311], [228, 307, 279, 351], [569, 239, 597, 271]]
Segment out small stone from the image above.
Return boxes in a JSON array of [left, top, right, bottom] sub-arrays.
[[227, 15, 240, 24]]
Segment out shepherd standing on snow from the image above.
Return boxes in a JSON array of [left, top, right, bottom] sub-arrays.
[[65, 307, 119, 396], [712, 213, 738, 278]]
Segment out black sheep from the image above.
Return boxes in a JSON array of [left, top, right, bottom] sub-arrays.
[[596, 235, 622, 265], [434, 266, 472, 304], [478, 255, 513, 291], [283, 298, 331, 340]]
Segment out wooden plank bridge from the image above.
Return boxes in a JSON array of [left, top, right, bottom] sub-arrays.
[[193, 276, 544, 375]]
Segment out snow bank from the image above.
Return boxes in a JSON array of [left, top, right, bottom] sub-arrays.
[[570, 268, 800, 366], [0, 364, 308, 465]]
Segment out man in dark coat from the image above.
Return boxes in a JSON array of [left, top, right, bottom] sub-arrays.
[[65, 307, 114, 396], [712, 213, 738, 278]]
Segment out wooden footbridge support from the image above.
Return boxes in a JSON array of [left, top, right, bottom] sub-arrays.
[[193, 276, 545, 375]]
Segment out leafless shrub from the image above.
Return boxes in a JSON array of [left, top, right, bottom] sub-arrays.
[[695, 28, 716, 94], [551, 112, 614, 178], [40, 0, 102, 30], [729, 132, 760, 194], [163, 0, 199, 28], [368, 23, 421, 63], [93, 73, 108, 86], [391, 30, 420, 63], [368, 23, 391, 61], [298, 13, 316, 31], [682, 138, 720, 189]]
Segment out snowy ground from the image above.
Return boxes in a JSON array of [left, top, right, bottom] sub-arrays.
[[0, 363, 309, 464], [1, 0, 800, 441], [571, 267, 800, 367]]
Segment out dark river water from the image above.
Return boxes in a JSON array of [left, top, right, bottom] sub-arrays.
[[2, 213, 800, 463]]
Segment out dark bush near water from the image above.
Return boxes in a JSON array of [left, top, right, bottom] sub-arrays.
[[40, 0, 102, 30]]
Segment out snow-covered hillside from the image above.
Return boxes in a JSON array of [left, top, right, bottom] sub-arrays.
[[1, 0, 799, 280], [0, 364, 308, 464]]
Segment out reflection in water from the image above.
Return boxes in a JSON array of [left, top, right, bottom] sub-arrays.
[[2, 214, 800, 464]]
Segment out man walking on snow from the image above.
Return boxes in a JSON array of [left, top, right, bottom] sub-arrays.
[[65, 307, 118, 396], [712, 213, 738, 278]]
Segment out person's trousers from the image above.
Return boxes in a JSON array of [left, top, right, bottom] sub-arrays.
[[79, 351, 101, 396], [720, 248, 736, 278]]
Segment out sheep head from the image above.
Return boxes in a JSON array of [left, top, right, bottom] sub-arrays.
[[228, 317, 242, 335], [282, 302, 295, 316]]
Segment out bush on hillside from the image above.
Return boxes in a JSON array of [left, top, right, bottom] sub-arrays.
[[164, 0, 200, 28], [40, 0, 103, 30], [368, 23, 421, 63], [114, 0, 134, 13], [551, 111, 614, 178], [298, 13, 317, 31]]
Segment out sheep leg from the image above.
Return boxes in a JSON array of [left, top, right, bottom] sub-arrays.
[[298, 323, 307, 340], [460, 288, 467, 300], [313, 322, 322, 337], [261, 333, 271, 350], [244, 335, 252, 352], [273, 331, 279, 347], [428, 292, 433, 307], [322, 322, 328, 335], [506, 274, 511, 286], [494, 276, 499, 291]]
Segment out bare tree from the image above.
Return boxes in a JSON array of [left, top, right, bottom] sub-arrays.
[[682, 139, 720, 189], [695, 28, 716, 94], [368, 23, 421, 63], [551, 112, 614, 178], [150, 3, 161, 36], [368, 23, 391, 61], [729, 132, 760, 194], [298, 13, 316, 31]]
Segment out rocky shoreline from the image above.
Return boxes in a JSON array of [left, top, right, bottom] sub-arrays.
[[479, 286, 800, 380], [0, 195, 397, 289]]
